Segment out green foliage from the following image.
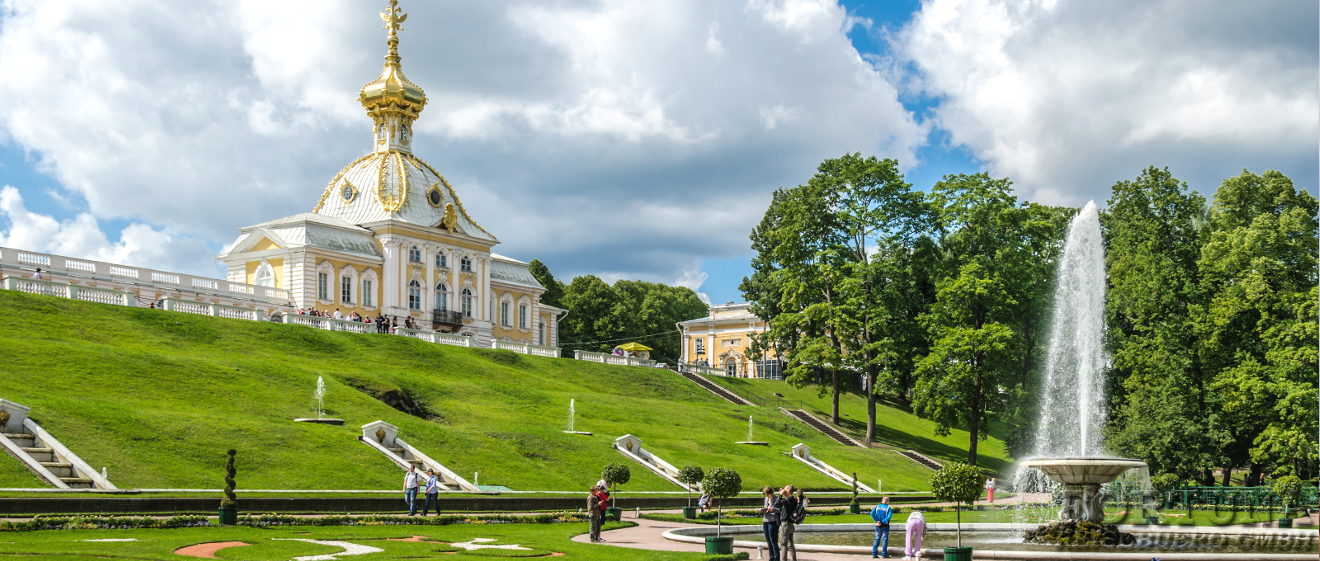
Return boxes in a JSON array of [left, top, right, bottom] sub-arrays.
[[235, 511, 588, 527], [850, 472, 859, 505], [929, 462, 984, 507], [702, 467, 742, 499], [556, 272, 707, 364], [678, 465, 704, 485], [526, 259, 565, 309], [1273, 475, 1303, 506], [1150, 473, 1182, 496], [600, 463, 631, 487], [0, 514, 209, 531]]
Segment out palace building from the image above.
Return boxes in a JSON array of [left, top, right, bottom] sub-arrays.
[[677, 302, 782, 379], [218, 1, 563, 348]]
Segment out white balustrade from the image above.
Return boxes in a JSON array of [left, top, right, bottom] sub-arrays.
[[161, 298, 261, 320], [229, 284, 254, 295], [283, 313, 372, 333], [396, 327, 435, 342], [191, 278, 218, 290], [17, 252, 49, 266], [435, 333, 473, 347], [681, 362, 724, 376], [4, 276, 134, 306], [494, 340, 560, 357], [108, 265, 139, 279], [151, 272, 180, 284], [66, 260, 96, 273], [573, 350, 655, 367]]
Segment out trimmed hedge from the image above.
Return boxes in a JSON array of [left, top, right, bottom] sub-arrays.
[[237, 511, 589, 527], [0, 514, 209, 531]]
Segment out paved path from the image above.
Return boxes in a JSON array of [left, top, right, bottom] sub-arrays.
[[570, 516, 875, 560]]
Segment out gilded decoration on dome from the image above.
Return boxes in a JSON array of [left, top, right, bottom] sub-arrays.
[[442, 203, 458, 233]]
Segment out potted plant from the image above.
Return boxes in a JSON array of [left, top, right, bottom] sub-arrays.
[[1273, 475, 1302, 528], [930, 462, 982, 561], [701, 467, 741, 555], [601, 463, 630, 522], [218, 449, 238, 525], [678, 465, 704, 519], [849, 473, 861, 514]]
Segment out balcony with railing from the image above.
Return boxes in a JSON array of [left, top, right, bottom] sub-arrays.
[[432, 309, 464, 331], [0, 247, 290, 305]]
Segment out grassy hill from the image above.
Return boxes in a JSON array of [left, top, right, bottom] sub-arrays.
[[0, 290, 1011, 493]]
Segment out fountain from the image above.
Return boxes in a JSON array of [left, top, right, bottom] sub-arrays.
[[735, 415, 767, 445], [294, 375, 343, 425], [563, 399, 592, 435]]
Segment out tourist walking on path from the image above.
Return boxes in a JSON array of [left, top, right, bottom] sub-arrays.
[[870, 496, 894, 558], [403, 466, 420, 516], [904, 509, 926, 560], [760, 486, 781, 561], [985, 478, 995, 503], [421, 469, 440, 516], [775, 485, 799, 561], [587, 485, 603, 542]]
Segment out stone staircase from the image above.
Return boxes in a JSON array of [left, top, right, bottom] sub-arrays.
[[779, 407, 864, 447], [359, 420, 481, 492], [675, 371, 755, 406], [898, 449, 943, 470], [0, 399, 115, 490]]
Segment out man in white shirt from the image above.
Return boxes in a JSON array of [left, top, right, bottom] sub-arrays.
[[334, 308, 343, 320], [404, 466, 421, 516], [421, 468, 441, 516]]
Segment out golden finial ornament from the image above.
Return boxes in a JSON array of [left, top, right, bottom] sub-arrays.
[[361, 0, 426, 153], [442, 203, 458, 233]]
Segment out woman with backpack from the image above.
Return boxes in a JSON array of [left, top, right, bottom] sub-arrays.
[[775, 485, 800, 561]]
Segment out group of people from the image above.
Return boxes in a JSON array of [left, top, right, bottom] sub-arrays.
[[402, 465, 443, 516], [585, 481, 612, 542], [756, 485, 810, 561], [294, 307, 422, 333], [867, 496, 927, 559]]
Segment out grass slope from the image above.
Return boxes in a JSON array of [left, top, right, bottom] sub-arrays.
[[0, 291, 972, 492]]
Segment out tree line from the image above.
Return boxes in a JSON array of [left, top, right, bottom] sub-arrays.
[[528, 261, 708, 365], [740, 153, 1317, 484]]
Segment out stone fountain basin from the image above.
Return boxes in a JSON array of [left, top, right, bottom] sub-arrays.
[[1021, 457, 1147, 485]]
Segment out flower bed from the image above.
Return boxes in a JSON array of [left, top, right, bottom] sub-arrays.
[[237, 512, 588, 527], [0, 515, 209, 531]]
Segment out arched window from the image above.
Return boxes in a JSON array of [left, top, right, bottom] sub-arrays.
[[409, 246, 422, 263], [408, 280, 422, 310], [254, 263, 275, 287], [725, 358, 737, 377], [461, 288, 474, 317], [435, 283, 449, 311]]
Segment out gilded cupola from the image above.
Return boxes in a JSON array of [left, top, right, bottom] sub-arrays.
[[360, 0, 427, 154]]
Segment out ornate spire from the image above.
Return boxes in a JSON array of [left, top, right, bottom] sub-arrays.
[[359, 0, 427, 153]]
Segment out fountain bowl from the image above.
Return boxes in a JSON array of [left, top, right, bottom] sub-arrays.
[[1021, 457, 1147, 485], [734, 441, 769, 446], [293, 418, 344, 426], [562, 430, 593, 436]]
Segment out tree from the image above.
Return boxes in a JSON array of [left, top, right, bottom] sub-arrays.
[[600, 463, 630, 509], [677, 465, 704, 507], [701, 467, 742, 536], [913, 173, 1033, 466], [527, 259, 565, 309], [930, 462, 983, 547], [555, 272, 707, 364]]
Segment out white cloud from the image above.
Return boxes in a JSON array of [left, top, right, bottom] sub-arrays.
[[894, 0, 1318, 204], [0, 0, 924, 286], [0, 186, 215, 275], [673, 268, 712, 305]]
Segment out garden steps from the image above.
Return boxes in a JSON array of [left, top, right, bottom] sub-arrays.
[[358, 420, 481, 492], [675, 371, 755, 406], [779, 407, 864, 447], [0, 402, 115, 490], [612, 434, 694, 491], [897, 449, 942, 470]]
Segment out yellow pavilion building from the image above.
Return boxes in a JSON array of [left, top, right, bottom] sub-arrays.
[[219, 1, 563, 348], [677, 302, 783, 379]]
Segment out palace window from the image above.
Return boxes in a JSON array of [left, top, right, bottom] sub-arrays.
[[362, 280, 374, 308], [254, 263, 275, 287], [519, 304, 528, 329], [341, 276, 353, 304], [538, 321, 545, 346], [435, 253, 447, 268], [695, 338, 705, 355], [435, 283, 449, 311], [460, 257, 472, 272], [409, 246, 422, 263], [408, 280, 421, 310], [317, 272, 328, 300], [500, 302, 510, 327], [461, 288, 473, 317]]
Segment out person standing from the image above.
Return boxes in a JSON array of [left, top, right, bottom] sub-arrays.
[[32, 268, 43, 280], [870, 496, 894, 558], [587, 485, 603, 542], [403, 465, 420, 516], [904, 509, 927, 560], [775, 485, 798, 561], [985, 478, 995, 503], [421, 469, 441, 516], [760, 486, 781, 561]]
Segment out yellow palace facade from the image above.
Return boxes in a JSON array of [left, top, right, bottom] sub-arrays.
[[218, 1, 563, 348], [677, 302, 783, 379]]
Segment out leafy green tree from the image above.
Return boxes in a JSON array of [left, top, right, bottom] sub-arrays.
[[527, 259, 565, 309], [600, 463, 630, 508], [677, 465, 704, 507], [555, 272, 707, 364], [913, 173, 1034, 466], [701, 467, 742, 536], [930, 462, 983, 547]]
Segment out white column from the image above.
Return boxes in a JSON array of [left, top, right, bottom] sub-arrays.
[[425, 245, 435, 313], [398, 244, 408, 310], [681, 333, 689, 364], [380, 240, 400, 314]]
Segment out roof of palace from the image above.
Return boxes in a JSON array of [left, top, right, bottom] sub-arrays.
[[490, 254, 543, 290], [678, 302, 759, 325], [223, 213, 383, 260]]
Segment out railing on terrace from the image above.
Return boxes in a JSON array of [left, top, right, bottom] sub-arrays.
[[573, 350, 655, 368], [679, 362, 724, 376], [0, 247, 290, 305], [162, 297, 262, 321], [494, 340, 560, 357], [283, 314, 373, 334], [1158, 486, 1320, 508], [3, 276, 135, 307]]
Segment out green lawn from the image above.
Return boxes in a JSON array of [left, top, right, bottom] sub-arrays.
[[704, 376, 1014, 478], [0, 522, 730, 560], [0, 291, 954, 493]]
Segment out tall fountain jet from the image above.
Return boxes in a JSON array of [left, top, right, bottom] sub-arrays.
[[1021, 201, 1145, 523]]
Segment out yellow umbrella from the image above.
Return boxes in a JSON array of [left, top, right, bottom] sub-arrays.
[[616, 342, 653, 352]]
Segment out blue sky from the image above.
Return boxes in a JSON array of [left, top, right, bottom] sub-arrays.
[[0, 0, 1313, 306]]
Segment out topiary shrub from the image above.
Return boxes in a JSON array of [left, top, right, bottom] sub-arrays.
[[929, 462, 982, 547], [601, 463, 631, 508], [678, 465, 704, 507], [850, 472, 859, 508], [1274, 475, 1303, 515], [220, 449, 237, 508], [701, 467, 742, 536]]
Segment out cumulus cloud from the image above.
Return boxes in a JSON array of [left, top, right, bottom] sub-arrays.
[[894, 0, 1318, 205], [0, 0, 924, 290], [0, 186, 215, 274]]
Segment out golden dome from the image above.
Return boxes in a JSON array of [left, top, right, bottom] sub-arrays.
[[359, 1, 427, 122]]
